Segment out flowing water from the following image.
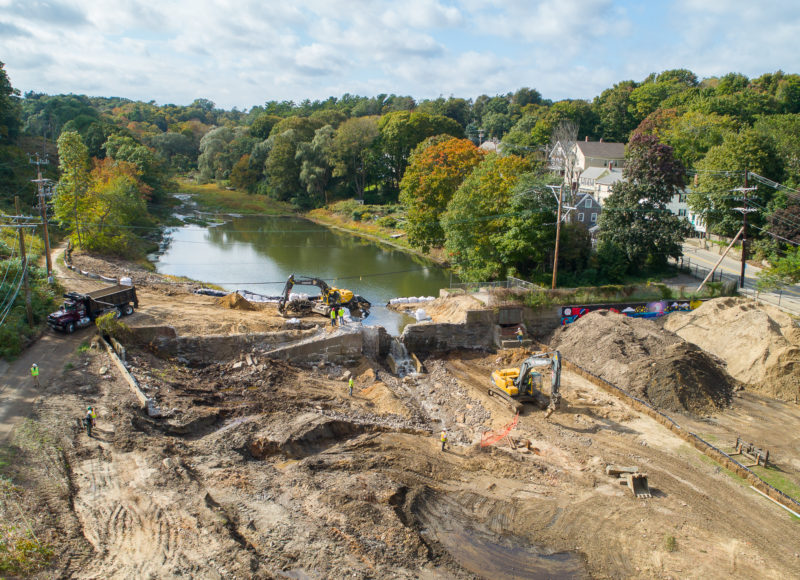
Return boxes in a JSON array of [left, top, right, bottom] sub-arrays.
[[152, 212, 453, 334]]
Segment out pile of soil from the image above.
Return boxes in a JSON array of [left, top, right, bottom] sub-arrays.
[[215, 292, 256, 311], [389, 295, 482, 324], [665, 297, 800, 401], [551, 310, 736, 415]]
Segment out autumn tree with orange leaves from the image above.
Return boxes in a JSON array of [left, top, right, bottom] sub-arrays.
[[399, 136, 485, 252]]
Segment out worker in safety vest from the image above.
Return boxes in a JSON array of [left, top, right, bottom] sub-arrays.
[[330, 307, 337, 327], [440, 429, 447, 451], [30, 363, 40, 388], [515, 327, 523, 344], [87, 406, 97, 427], [338, 307, 346, 326], [348, 377, 354, 396]]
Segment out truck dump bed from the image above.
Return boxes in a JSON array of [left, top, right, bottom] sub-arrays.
[[86, 285, 137, 307]]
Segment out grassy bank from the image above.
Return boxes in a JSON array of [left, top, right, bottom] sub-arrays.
[[175, 179, 294, 215], [307, 205, 450, 266]]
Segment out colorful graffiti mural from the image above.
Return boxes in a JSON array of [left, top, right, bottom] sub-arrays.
[[560, 299, 703, 325]]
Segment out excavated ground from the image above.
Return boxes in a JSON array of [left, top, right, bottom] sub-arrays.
[[9, 250, 800, 579]]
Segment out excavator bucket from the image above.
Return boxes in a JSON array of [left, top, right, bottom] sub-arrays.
[[626, 473, 651, 498]]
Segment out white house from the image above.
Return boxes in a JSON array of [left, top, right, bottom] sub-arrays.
[[595, 168, 625, 204], [548, 138, 626, 194], [666, 190, 706, 234]]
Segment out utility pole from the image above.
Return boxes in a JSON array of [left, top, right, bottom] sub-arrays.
[[548, 185, 575, 289], [732, 172, 757, 289], [14, 196, 35, 327], [30, 152, 53, 281], [551, 185, 563, 289]]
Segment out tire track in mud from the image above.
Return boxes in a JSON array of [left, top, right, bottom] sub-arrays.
[[72, 453, 187, 579]]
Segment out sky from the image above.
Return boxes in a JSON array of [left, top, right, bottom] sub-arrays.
[[2, 0, 800, 110]]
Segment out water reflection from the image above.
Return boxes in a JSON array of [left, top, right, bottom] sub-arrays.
[[153, 215, 452, 334]]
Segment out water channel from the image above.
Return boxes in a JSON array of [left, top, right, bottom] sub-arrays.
[[152, 211, 453, 335]]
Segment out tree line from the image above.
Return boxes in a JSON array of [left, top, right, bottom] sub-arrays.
[[2, 61, 799, 287]]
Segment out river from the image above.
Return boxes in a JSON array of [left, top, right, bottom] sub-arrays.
[[151, 213, 453, 334]]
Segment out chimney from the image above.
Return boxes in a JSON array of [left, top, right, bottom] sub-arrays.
[[584, 136, 588, 142]]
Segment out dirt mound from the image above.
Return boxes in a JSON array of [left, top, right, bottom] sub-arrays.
[[215, 292, 256, 311], [389, 294, 482, 324], [551, 310, 736, 414], [665, 297, 800, 401]]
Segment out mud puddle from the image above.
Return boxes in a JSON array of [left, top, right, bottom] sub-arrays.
[[414, 491, 587, 579]]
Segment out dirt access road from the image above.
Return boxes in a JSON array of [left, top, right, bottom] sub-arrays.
[[3, 248, 800, 579]]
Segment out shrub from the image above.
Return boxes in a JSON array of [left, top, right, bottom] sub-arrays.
[[376, 216, 398, 228]]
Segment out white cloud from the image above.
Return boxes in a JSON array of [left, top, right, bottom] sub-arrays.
[[1, 0, 800, 108]]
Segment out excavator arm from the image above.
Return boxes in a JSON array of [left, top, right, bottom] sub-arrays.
[[277, 274, 370, 319]]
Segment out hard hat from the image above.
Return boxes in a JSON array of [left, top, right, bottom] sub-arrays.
[[87, 406, 92, 410], [32, 363, 37, 367]]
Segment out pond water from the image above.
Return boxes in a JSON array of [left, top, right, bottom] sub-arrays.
[[151, 213, 453, 334]]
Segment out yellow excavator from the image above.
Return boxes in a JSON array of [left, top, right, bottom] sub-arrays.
[[489, 351, 562, 416], [277, 274, 371, 320]]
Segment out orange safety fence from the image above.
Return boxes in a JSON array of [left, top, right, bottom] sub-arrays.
[[480, 412, 519, 447]]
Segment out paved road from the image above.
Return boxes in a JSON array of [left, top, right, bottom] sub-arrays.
[[680, 241, 800, 315]]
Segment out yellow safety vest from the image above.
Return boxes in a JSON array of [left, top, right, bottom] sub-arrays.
[[331, 310, 336, 319], [441, 431, 447, 442], [31, 366, 39, 377]]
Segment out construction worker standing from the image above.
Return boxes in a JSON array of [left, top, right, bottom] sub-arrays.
[[515, 327, 524, 345], [30, 363, 40, 388], [440, 429, 447, 452], [330, 307, 337, 327], [348, 377, 354, 396], [338, 307, 346, 326]]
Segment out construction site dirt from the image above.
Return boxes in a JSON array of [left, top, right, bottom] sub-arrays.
[[3, 249, 800, 579]]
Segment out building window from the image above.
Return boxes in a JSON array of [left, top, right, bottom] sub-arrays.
[[678, 209, 687, 217], [591, 213, 597, 223], [585, 198, 592, 208], [578, 213, 585, 222], [679, 193, 687, 203]]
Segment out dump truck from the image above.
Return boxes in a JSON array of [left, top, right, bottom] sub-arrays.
[[490, 351, 562, 416], [47, 284, 138, 333]]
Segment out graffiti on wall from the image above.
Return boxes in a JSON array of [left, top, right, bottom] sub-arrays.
[[561, 299, 703, 325]]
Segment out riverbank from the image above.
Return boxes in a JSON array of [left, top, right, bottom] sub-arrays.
[[175, 178, 294, 215], [306, 207, 451, 267]]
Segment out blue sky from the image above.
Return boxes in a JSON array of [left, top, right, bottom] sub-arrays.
[[1, 0, 799, 110]]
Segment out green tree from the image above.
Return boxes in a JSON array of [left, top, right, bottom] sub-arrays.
[[497, 173, 563, 277], [599, 134, 693, 269], [757, 245, 800, 289], [442, 154, 531, 280], [753, 114, 800, 188], [331, 116, 380, 201], [594, 80, 638, 142], [691, 129, 782, 236], [377, 111, 463, 195], [55, 131, 92, 246], [0, 61, 22, 141], [249, 113, 282, 139], [230, 154, 261, 192], [296, 125, 335, 207], [399, 137, 484, 251], [80, 158, 149, 255]]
